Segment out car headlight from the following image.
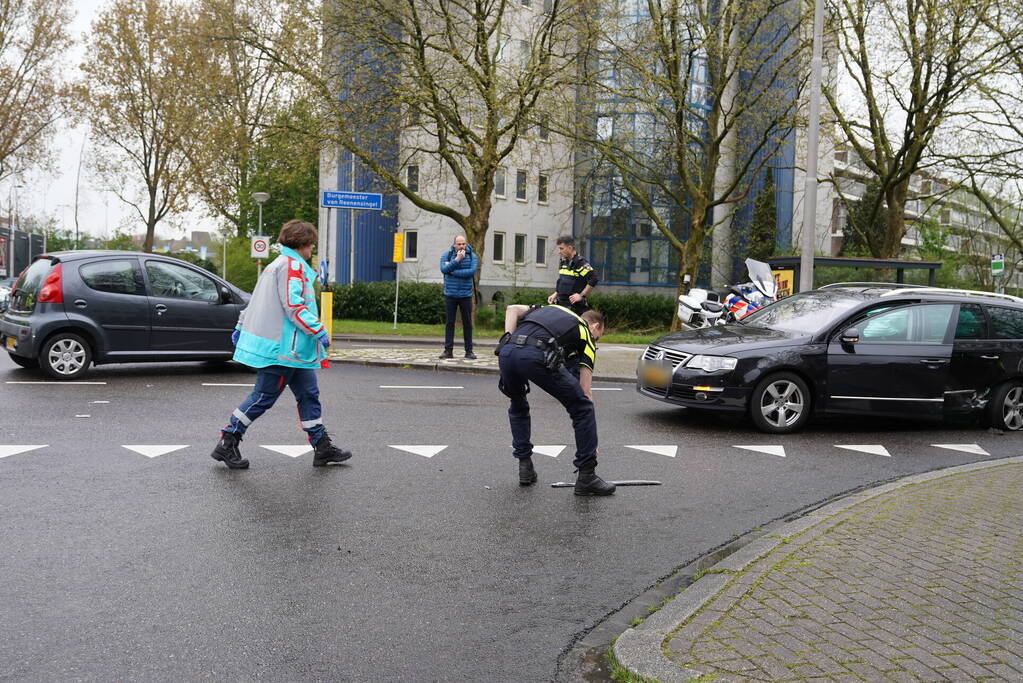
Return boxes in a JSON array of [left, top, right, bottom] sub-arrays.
[[686, 355, 738, 372]]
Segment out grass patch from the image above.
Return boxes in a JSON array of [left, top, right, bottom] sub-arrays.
[[332, 318, 661, 344]]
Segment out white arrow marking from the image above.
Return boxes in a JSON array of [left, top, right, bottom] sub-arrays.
[[733, 445, 787, 458], [625, 445, 678, 458], [261, 445, 312, 458], [389, 445, 447, 458], [532, 445, 567, 458], [123, 445, 189, 459], [0, 445, 47, 459], [932, 443, 990, 455], [835, 444, 891, 457]]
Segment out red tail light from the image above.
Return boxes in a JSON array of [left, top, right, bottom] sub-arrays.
[[37, 264, 63, 304]]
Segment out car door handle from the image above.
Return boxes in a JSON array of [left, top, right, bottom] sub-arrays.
[[154, 304, 167, 316], [74, 299, 87, 308], [981, 355, 1000, 360], [920, 358, 949, 365]]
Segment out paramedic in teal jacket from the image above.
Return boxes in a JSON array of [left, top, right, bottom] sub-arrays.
[[438, 235, 478, 359], [210, 219, 352, 469]]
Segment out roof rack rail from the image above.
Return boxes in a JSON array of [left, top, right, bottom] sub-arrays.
[[879, 287, 1023, 304], [820, 282, 926, 290]]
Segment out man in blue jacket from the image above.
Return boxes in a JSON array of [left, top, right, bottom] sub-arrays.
[[210, 219, 352, 469], [439, 235, 478, 359]]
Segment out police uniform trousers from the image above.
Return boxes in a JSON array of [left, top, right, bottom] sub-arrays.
[[555, 297, 590, 315], [497, 343, 598, 469]]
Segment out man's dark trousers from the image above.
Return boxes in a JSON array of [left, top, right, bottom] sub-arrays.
[[497, 344, 597, 469], [444, 295, 473, 354]]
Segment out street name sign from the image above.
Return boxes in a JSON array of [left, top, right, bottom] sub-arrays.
[[321, 191, 383, 211], [992, 253, 1005, 276]]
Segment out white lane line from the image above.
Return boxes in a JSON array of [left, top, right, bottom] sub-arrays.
[[592, 387, 623, 391], [123, 445, 189, 458], [75, 414, 91, 418], [932, 443, 990, 455], [0, 445, 47, 459], [835, 444, 891, 457], [389, 445, 447, 458], [733, 445, 786, 458], [625, 445, 678, 458], [533, 445, 567, 458], [261, 445, 312, 458], [379, 385, 464, 389], [91, 401, 110, 404], [6, 381, 107, 385], [202, 383, 255, 387]]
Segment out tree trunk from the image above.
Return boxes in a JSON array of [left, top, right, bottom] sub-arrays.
[[671, 206, 711, 332], [882, 179, 910, 259]]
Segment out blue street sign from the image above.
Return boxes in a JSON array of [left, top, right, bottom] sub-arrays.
[[321, 190, 383, 210]]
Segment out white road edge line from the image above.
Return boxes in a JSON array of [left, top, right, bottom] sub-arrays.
[[379, 385, 464, 389], [6, 381, 107, 385], [201, 383, 256, 387], [592, 387, 623, 391]]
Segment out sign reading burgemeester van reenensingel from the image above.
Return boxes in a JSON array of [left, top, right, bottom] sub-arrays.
[[320, 191, 383, 210]]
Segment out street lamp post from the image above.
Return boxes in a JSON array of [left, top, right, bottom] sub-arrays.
[[252, 192, 270, 277], [799, 0, 826, 292]]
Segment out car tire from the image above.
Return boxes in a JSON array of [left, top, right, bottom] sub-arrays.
[[7, 353, 39, 369], [987, 380, 1023, 431], [40, 333, 93, 380], [750, 372, 812, 434]]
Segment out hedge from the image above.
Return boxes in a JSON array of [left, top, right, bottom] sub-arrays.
[[330, 281, 677, 330]]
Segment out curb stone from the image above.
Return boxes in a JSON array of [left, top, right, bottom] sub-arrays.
[[613, 454, 1023, 681]]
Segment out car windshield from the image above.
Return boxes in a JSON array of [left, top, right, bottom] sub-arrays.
[[741, 290, 864, 334]]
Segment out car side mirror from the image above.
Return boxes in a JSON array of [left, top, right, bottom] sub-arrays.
[[840, 327, 860, 344], [218, 287, 233, 304]]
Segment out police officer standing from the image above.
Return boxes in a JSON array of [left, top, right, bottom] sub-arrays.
[[497, 303, 615, 496], [547, 235, 599, 314]]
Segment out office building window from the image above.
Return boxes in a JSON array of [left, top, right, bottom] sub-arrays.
[[407, 165, 419, 193], [536, 236, 547, 266], [493, 232, 505, 263], [538, 173, 549, 203], [494, 167, 506, 197], [514, 233, 527, 264], [516, 170, 527, 200], [404, 230, 418, 260], [521, 0, 531, 6]]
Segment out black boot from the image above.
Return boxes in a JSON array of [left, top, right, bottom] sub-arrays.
[[438, 349, 454, 359], [211, 431, 248, 469], [574, 466, 615, 496], [519, 457, 537, 486], [313, 431, 353, 467]]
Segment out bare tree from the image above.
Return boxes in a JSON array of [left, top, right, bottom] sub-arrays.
[[227, 0, 584, 291], [567, 0, 807, 322], [0, 0, 72, 182], [823, 0, 1019, 259], [72, 0, 199, 252]]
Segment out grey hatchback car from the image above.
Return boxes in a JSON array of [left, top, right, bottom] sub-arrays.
[[1, 251, 249, 379]]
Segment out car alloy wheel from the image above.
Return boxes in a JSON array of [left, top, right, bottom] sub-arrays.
[[990, 381, 1023, 431], [750, 372, 812, 434], [41, 333, 92, 380]]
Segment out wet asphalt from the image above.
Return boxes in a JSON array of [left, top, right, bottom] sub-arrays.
[[1, 355, 1019, 681]]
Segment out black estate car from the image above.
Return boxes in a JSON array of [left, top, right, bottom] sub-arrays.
[[637, 284, 1023, 433], [1, 251, 249, 379]]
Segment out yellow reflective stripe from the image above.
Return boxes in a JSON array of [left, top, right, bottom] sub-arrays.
[[578, 323, 596, 366], [558, 267, 591, 277]]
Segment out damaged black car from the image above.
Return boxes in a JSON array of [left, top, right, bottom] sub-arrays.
[[636, 284, 1023, 434]]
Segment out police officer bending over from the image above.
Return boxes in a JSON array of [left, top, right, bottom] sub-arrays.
[[547, 235, 599, 314], [497, 303, 615, 496]]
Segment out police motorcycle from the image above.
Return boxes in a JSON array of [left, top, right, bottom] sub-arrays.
[[720, 258, 778, 322], [676, 259, 777, 329]]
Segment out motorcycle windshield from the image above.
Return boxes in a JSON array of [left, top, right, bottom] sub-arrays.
[[745, 258, 777, 298]]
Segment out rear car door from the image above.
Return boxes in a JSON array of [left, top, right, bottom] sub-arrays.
[[946, 304, 1003, 414], [986, 304, 1023, 381], [72, 257, 150, 355], [826, 303, 955, 419], [143, 259, 238, 353]]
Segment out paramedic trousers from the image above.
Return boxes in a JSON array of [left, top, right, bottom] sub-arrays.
[[223, 365, 325, 445], [497, 344, 597, 470]]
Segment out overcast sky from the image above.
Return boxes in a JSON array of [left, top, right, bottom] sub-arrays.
[[6, 0, 217, 242]]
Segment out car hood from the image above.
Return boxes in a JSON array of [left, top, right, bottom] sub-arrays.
[[649, 324, 809, 355]]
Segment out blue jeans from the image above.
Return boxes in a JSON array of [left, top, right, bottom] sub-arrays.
[[223, 366, 325, 445], [497, 344, 597, 469]]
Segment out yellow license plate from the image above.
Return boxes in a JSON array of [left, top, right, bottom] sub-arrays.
[[4, 336, 14, 351], [641, 363, 671, 388]]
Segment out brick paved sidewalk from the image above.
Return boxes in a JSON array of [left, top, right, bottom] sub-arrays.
[[615, 458, 1023, 681]]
